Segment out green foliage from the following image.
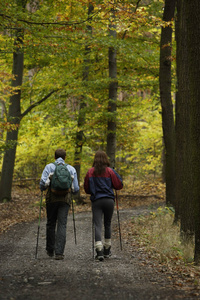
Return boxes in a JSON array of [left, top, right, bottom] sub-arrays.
[[0, 140, 18, 160], [0, 0, 167, 182], [116, 95, 163, 178], [14, 113, 77, 179]]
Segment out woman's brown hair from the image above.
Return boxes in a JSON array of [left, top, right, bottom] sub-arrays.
[[93, 150, 110, 176]]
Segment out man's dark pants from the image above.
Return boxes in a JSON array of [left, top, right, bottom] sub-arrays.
[[46, 202, 70, 255]]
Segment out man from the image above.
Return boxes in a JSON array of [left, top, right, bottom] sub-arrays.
[[40, 148, 79, 260]]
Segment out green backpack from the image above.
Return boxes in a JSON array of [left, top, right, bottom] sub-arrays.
[[51, 163, 72, 196]]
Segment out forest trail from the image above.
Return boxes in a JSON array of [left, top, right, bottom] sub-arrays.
[[0, 207, 196, 300]]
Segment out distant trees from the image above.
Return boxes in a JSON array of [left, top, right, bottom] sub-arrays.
[[0, 0, 164, 202]]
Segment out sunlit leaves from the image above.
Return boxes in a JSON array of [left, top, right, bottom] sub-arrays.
[[117, 95, 162, 178], [15, 113, 76, 178], [0, 0, 165, 182]]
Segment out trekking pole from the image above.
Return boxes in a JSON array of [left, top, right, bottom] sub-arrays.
[[71, 193, 77, 245], [35, 191, 43, 259], [92, 216, 95, 259], [115, 190, 122, 251]]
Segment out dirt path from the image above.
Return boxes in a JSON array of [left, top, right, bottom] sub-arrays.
[[0, 207, 197, 300]]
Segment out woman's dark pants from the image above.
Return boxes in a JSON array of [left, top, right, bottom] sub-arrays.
[[92, 198, 114, 242]]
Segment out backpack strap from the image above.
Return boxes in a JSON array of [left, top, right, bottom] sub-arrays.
[[53, 162, 67, 166]]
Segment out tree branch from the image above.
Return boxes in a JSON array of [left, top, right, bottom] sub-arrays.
[[0, 12, 99, 27], [122, 0, 143, 40], [20, 83, 68, 119]]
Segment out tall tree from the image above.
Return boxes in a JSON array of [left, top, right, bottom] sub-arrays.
[[175, 0, 195, 237], [74, 3, 94, 203], [106, 5, 117, 168], [182, 0, 200, 263], [0, 0, 26, 201], [159, 0, 176, 207]]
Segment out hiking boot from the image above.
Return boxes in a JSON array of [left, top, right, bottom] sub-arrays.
[[55, 254, 64, 260], [46, 250, 54, 257], [104, 246, 111, 258], [95, 249, 104, 261]]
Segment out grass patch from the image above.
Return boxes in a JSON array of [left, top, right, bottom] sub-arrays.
[[129, 206, 194, 264]]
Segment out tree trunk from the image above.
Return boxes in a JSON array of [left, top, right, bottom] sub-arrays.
[[74, 3, 93, 203], [183, 1, 200, 264], [0, 28, 24, 202], [106, 8, 117, 169], [0, 100, 6, 140], [175, 0, 195, 236], [73, 94, 87, 204], [159, 0, 176, 207]]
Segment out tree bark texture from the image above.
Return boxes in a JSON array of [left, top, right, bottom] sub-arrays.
[[106, 8, 118, 168], [182, 0, 200, 264], [159, 0, 176, 207], [175, 0, 195, 236]]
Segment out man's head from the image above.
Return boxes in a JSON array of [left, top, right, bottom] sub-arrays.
[[55, 148, 66, 160]]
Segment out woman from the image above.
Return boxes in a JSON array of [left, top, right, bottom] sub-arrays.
[[84, 150, 123, 261]]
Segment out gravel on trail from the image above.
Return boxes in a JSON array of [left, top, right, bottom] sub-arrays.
[[0, 207, 198, 300]]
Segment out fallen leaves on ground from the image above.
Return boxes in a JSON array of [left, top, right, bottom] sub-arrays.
[[122, 213, 200, 297], [0, 189, 45, 234], [117, 180, 165, 208], [0, 180, 164, 234]]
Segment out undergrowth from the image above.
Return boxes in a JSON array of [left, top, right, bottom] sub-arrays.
[[130, 206, 194, 264]]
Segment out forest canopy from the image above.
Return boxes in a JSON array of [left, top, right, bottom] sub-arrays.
[[0, 0, 168, 184]]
